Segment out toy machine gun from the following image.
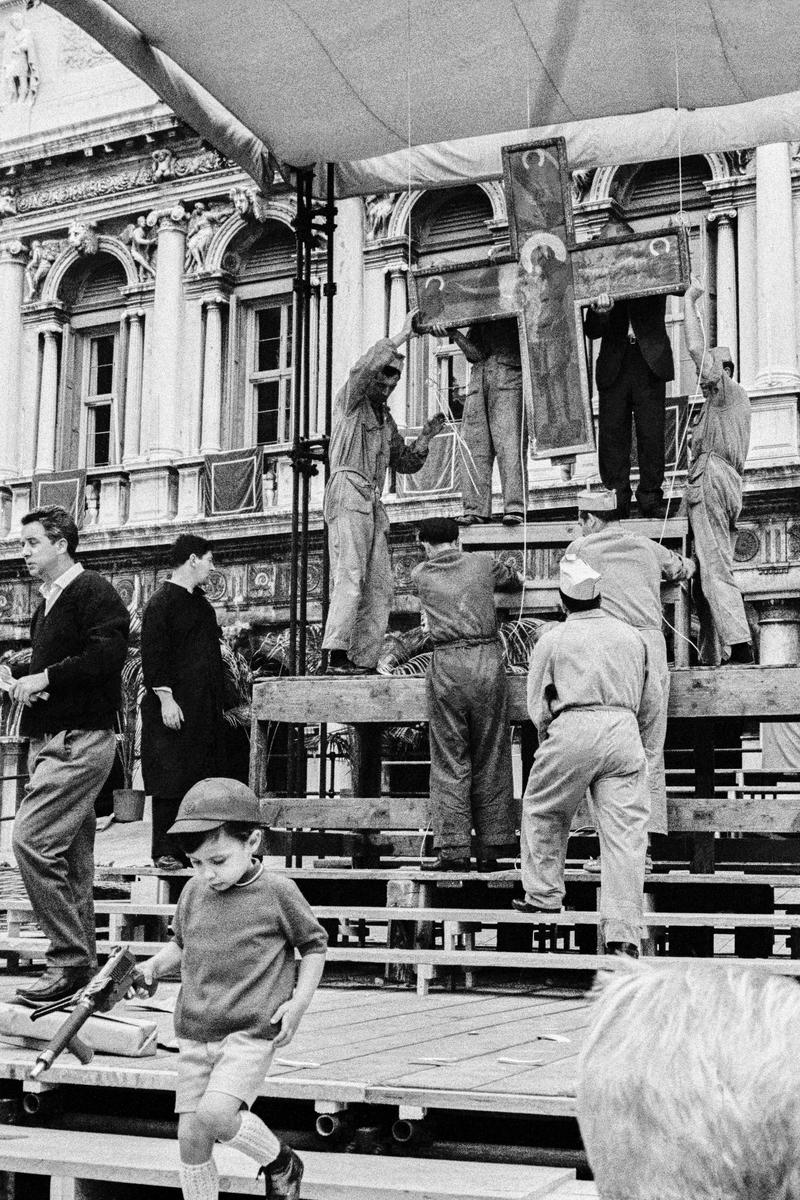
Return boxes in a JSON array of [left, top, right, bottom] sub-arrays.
[[28, 946, 154, 1079]]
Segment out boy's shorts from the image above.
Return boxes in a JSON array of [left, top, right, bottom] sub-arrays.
[[175, 1031, 275, 1113]]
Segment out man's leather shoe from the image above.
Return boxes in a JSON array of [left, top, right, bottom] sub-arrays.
[[474, 858, 503, 872], [605, 942, 640, 958], [511, 900, 561, 914], [325, 650, 371, 676], [15, 966, 93, 1007], [421, 856, 470, 872]]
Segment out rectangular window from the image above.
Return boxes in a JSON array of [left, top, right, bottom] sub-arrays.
[[249, 302, 293, 444], [82, 330, 118, 467]]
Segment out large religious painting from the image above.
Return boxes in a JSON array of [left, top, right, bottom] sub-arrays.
[[411, 136, 690, 461]]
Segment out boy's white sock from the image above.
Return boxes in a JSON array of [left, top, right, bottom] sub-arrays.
[[224, 1109, 281, 1165], [179, 1158, 219, 1200]]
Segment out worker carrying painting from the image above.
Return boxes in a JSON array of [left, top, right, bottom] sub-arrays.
[[412, 517, 524, 872], [515, 554, 660, 957], [429, 319, 527, 526], [322, 311, 446, 675], [683, 277, 753, 665], [583, 218, 675, 519], [566, 486, 695, 862]]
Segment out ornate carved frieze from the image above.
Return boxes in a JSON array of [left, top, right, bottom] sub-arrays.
[[16, 146, 234, 216]]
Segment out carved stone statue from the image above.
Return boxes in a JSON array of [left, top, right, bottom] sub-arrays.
[[230, 185, 270, 222], [4, 14, 39, 106], [364, 193, 398, 240], [184, 201, 231, 274], [0, 187, 18, 217], [67, 220, 99, 255], [123, 215, 157, 281], [25, 239, 59, 301], [151, 147, 176, 181], [571, 168, 594, 203]]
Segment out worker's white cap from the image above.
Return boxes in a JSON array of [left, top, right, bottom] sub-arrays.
[[576, 487, 618, 515], [559, 553, 601, 601]]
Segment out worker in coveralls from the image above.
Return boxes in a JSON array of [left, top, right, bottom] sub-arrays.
[[430, 320, 527, 526], [566, 487, 695, 869], [683, 277, 753, 665], [515, 554, 660, 957], [322, 310, 446, 675], [412, 517, 524, 871]]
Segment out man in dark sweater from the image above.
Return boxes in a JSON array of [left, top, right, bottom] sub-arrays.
[[10, 506, 129, 1005]]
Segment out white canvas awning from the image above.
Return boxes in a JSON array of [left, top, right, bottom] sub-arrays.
[[45, 0, 800, 195]]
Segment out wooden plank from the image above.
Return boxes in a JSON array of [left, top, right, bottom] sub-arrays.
[[6, 901, 796, 931], [0, 1129, 574, 1199], [257, 793, 800, 833], [458, 518, 688, 547], [252, 667, 800, 724]]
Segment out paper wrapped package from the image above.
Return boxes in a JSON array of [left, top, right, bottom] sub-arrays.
[[0, 1002, 158, 1058]]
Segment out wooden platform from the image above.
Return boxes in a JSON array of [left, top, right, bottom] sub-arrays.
[[0, 978, 585, 1119], [251, 666, 800, 724]]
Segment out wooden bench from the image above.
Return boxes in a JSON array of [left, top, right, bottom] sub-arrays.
[[0, 1126, 579, 1198]]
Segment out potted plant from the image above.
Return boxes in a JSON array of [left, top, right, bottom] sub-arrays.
[[113, 588, 146, 822]]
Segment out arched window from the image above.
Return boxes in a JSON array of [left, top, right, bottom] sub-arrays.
[[57, 252, 126, 469], [225, 219, 297, 449], [409, 186, 494, 424]]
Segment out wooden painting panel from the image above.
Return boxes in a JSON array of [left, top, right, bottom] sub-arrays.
[[410, 258, 517, 332], [571, 227, 690, 305]]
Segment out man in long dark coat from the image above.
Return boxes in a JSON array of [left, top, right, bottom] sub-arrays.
[[141, 534, 227, 867]]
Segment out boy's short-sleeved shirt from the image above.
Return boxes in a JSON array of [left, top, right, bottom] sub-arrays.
[[171, 868, 327, 1041]]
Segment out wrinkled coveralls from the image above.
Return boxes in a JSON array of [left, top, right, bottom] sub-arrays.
[[687, 362, 751, 664], [567, 527, 692, 834], [521, 611, 660, 947], [322, 339, 430, 668], [460, 320, 528, 521], [412, 550, 520, 859]]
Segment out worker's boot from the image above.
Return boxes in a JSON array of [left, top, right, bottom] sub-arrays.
[[422, 855, 470, 872], [605, 942, 640, 959], [326, 650, 370, 675], [15, 965, 92, 1006], [259, 1144, 304, 1200]]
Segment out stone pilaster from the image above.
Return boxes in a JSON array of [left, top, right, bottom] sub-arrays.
[[755, 144, 800, 388], [35, 320, 64, 474], [386, 261, 409, 427], [122, 307, 145, 464], [0, 240, 28, 480], [708, 209, 738, 363], [143, 205, 187, 461], [200, 294, 227, 454], [736, 199, 758, 390]]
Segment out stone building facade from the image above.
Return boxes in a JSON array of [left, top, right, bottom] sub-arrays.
[[1, 3, 800, 666]]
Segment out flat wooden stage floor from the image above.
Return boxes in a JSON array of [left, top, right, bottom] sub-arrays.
[[0, 977, 587, 1118]]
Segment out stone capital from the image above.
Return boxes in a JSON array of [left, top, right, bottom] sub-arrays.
[[146, 203, 189, 234], [124, 306, 145, 323], [0, 239, 28, 265], [707, 208, 737, 225]]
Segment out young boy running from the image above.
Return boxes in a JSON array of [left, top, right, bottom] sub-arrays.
[[135, 778, 327, 1200]]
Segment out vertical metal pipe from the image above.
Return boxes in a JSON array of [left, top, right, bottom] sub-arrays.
[[287, 170, 307, 797], [318, 162, 337, 798], [299, 170, 313, 677]]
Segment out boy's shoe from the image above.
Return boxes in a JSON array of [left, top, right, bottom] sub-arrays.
[[259, 1144, 304, 1200], [421, 856, 470, 872], [511, 899, 561, 914], [584, 854, 654, 874]]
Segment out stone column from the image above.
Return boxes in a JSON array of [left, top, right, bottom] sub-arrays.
[[386, 263, 409, 426], [710, 210, 738, 362], [200, 295, 225, 454], [35, 325, 61, 473], [144, 206, 187, 461], [122, 308, 145, 463], [756, 143, 800, 387], [736, 201, 758, 390], [0, 241, 27, 480], [759, 601, 800, 665]]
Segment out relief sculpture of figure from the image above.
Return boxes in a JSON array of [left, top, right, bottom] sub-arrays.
[[4, 14, 39, 105], [123, 216, 157, 282], [25, 240, 58, 302]]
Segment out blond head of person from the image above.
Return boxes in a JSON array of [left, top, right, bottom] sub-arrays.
[[577, 961, 800, 1199]]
